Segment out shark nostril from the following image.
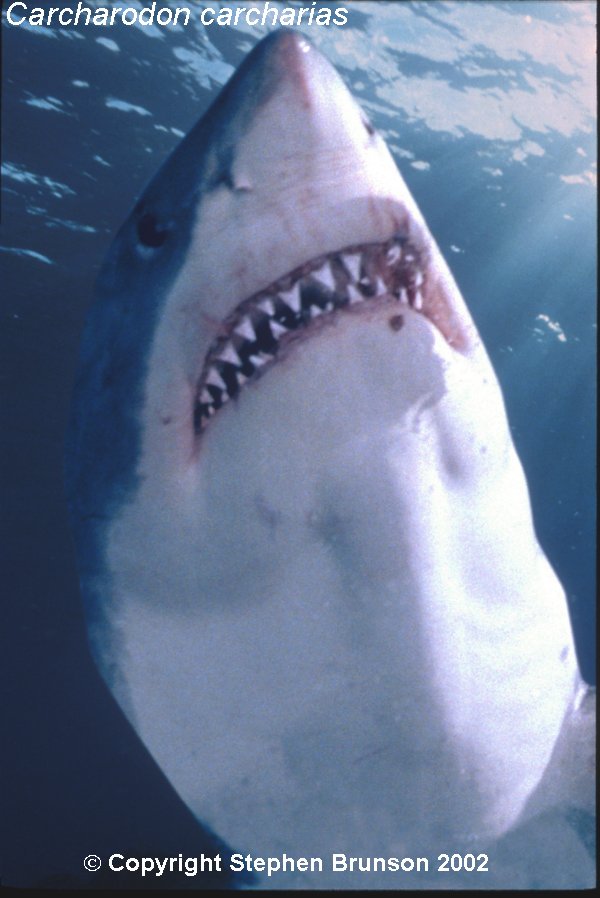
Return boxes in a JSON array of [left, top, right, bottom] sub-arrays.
[[137, 212, 168, 248], [362, 117, 376, 137], [211, 168, 236, 191]]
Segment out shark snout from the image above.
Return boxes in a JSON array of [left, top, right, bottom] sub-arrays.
[[260, 29, 316, 94]]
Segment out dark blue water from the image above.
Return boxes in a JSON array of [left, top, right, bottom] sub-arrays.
[[2, 1, 595, 888]]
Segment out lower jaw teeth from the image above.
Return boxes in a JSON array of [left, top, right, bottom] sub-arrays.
[[348, 284, 363, 304]]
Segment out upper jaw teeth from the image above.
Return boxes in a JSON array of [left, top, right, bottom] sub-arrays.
[[234, 318, 256, 341], [216, 343, 242, 367], [343, 253, 361, 281], [257, 297, 276, 315], [194, 235, 427, 432], [312, 262, 337, 292], [279, 284, 301, 312]]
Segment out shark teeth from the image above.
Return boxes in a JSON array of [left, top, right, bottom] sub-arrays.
[[234, 318, 256, 341], [269, 320, 289, 339], [205, 368, 227, 391], [216, 343, 242, 367], [250, 352, 271, 368], [279, 284, 301, 312], [374, 276, 387, 297], [343, 253, 361, 282], [386, 245, 402, 265], [195, 234, 427, 430], [312, 262, 336, 292], [257, 297, 276, 315], [347, 284, 364, 304]]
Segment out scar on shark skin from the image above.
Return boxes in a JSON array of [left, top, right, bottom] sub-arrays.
[[254, 493, 282, 532]]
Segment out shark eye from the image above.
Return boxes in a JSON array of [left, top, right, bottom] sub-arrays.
[[137, 212, 168, 249]]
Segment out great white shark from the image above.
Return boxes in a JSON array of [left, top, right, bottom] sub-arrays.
[[66, 30, 595, 889]]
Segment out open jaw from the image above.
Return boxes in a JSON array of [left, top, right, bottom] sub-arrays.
[[194, 231, 458, 433]]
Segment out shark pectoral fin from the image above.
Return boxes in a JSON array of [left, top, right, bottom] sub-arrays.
[[488, 684, 596, 886], [518, 682, 596, 834], [556, 685, 596, 861], [562, 684, 596, 816], [546, 683, 596, 817]]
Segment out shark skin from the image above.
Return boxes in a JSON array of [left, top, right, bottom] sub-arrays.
[[66, 31, 595, 889]]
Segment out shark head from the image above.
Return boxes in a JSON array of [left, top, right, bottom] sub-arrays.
[[67, 30, 585, 884]]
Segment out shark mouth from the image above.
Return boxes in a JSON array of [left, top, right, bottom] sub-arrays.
[[194, 232, 446, 432]]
